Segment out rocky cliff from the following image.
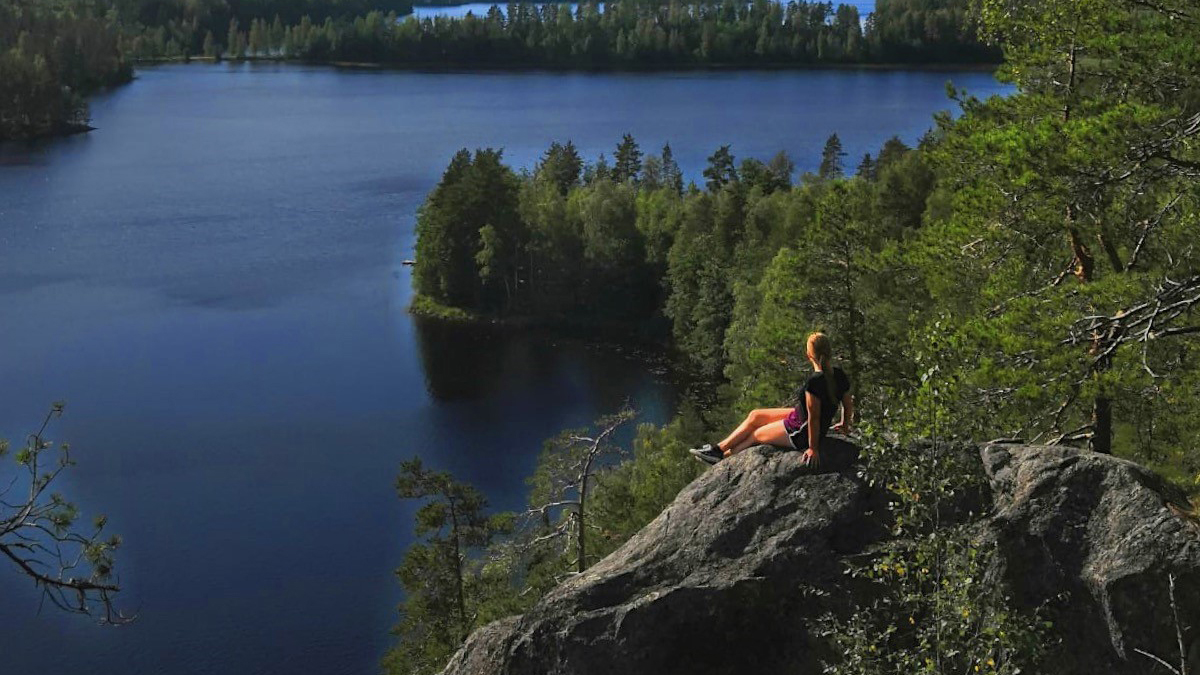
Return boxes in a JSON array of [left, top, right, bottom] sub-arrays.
[[441, 440, 1200, 674], [981, 442, 1200, 672]]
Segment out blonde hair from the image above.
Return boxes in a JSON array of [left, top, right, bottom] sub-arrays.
[[807, 332, 833, 371]]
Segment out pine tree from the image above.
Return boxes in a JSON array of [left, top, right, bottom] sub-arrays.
[[818, 133, 846, 180], [538, 141, 583, 195], [386, 458, 512, 675], [202, 31, 216, 59], [641, 154, 664, 190], [226, 19, 240, 60], [856, 153, 876, 180], [766, 150, 795, 190], [660, 143, 684, 195], [248, 19, 265, 57], [923, 0, 1200, 457], [524, 409, 636, 574], [613, 133, 643, 184], [875, 136, 909, 171], [703, 145, 737, 192]]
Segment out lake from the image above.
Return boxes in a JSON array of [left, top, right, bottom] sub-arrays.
[[0, 63, 1010, 674]]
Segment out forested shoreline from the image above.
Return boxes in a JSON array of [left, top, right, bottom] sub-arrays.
[[397, 0, 1200, 671], [2, 0, 995, 141], [131, 0, 998, 68], [0, 0, 415, 141], [0, 0, 131, 141]]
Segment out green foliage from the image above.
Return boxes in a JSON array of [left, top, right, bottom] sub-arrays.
[[0, 0, 131, 140], [613, 133, 643, 184], [589, 411, 707, 553], [413, 148, 522, 311], [822, 528, 1047, 675], [417, 139, 675, 323], [386, 407, 713, 672], [115, 0, 413, 59], [126, 0, 996, 67], [523, 408, 636, 574], [703, 145, 738, 192], [408, 294, 482, 322], [1, 403, 127, 622], [409, 128, 954, 397], [821, 365, 1047, 674], [391, 5, 1200, 667], [386, 458, 512, 675], [537, 140, 583, 195], [922, 0, 1200, 458], [819, 133, 846, 180]]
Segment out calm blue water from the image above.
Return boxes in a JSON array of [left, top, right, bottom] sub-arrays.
[[409, 1, 874, 20], [0, 63, 1009, 675]]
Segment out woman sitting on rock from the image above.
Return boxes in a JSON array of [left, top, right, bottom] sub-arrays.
[[689, 332, 853, 468]]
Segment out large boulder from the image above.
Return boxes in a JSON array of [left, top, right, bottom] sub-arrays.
[[981, 442, 1200, 673], [443, 439, 1200, 675], [442, 439, 875, 675]]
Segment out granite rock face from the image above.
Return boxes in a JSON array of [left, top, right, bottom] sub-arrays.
[[442, 439, 1200, 674], [980, 442, 1200, 673], [442, 438, 872, 675]]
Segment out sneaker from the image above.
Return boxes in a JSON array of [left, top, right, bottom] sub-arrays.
[[689, 443, 725, 465]]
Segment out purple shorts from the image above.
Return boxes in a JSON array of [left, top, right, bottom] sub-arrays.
[[783, 410, 809, 450]]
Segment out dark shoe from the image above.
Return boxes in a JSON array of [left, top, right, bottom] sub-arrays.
[[689, 444, 725, 465]]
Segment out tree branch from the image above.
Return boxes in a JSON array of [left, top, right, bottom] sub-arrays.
[[1, 404, 130, 624]]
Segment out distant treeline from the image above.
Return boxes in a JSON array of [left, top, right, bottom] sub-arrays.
[[116, 0, 415, 60], [135, 0, 999, 66], [0, 0, 131, 140], [0, 0, 414, 140], [2, 0, 995, 140]]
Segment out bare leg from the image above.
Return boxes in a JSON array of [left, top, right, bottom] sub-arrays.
[[718, 408, 792, 456], [727, 420, 792, 455]]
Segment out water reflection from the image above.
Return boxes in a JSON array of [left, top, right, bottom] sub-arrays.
[[415, 317, 517, 400], [414, 315, 676, 417]]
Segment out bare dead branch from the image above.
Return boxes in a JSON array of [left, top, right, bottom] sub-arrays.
[[518, 407, 637, 574], [1127, 193, 1184, 272]]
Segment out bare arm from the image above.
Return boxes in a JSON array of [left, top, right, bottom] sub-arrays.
[[805, 392, 821, 460], [833, 392, 854, 434]]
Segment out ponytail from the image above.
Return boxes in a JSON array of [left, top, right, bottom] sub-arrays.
[[807, 332, 839, 421], [807, 332, 833, 372]]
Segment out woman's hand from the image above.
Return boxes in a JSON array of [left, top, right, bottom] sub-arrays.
[[831, 422, 850, 435], [801, 449, 820, 467]]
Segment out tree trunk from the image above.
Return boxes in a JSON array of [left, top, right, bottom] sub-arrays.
[[578, 450, 597, 575], [529, 248, 535, 301], [1069, 222, 1114, 454], [448, 500, 468, 640], [842, 249, 860, 393], [1092, 395, 1113, 454], [1060, 29, 1113, 454], [577, 477, 587, 574]]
